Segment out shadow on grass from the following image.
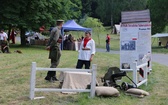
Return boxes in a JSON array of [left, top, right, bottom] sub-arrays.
[[9, 44, 46, 50]]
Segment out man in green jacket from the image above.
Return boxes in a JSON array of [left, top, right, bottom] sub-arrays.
[[45, 20, 64, 82]]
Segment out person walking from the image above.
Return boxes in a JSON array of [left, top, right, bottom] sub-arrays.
[[44, 20, 64, 82], [76, 31, 96, 69], [106, 34, 110, 52]]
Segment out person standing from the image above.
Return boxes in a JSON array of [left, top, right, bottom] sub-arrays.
[[45, 20, 64, 82], [76, 31, 96, 69], [0, 29, 8, 43], [10, 28, 16, 44], [106, 34, 110, 52]]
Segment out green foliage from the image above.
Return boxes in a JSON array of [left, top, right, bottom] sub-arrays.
[[0, 0, 82, 30], [81, 0, 92, 16], [80, 16, 105, 45], [95, 0, 147, 25], [82, 16, 104, 29], [0, 0, 82, 45], [164, 26, 168, 33], [148, 0, 168, 34]]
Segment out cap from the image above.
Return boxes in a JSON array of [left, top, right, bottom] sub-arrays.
[[57, 19, 64, 22]]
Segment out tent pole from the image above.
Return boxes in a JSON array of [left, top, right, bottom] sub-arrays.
[[61, 29, 64, 50]]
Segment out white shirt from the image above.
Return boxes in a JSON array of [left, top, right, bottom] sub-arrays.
[[0, 32, 8, 40], [64, 34, 69, 40], [78, 38, 96, 61]]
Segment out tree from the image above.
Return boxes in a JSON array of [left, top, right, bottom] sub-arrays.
[[148, 0, 168, 34], [95, 0, 147, 26], [80, 16, 105, 45], [81, 0, 92, 17], [0, 0, 82, 45]]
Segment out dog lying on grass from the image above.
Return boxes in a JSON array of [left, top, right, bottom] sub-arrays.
[[14, 50, 22, 54]]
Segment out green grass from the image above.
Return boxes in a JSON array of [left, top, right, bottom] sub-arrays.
[[0, 28, 167, 104], [0, 44, 168, 105]]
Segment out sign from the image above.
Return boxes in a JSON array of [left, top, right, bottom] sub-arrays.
[[120, 22, 151, 70]]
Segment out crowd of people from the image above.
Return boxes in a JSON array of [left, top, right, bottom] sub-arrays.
[[63, 33, 75, 50], [62, 32, 85, 50]]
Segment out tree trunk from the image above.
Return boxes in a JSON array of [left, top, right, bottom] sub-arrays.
[[20, 27, 26, 45], [7, 25, 12, 42]]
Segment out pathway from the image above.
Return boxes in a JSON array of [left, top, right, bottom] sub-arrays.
[[96, 48, 168, 67]]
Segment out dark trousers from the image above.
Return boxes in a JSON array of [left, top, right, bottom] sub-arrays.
[[106, 43, 110, 52], [45, 53, 61, 80], [76, 59, 90, 69]]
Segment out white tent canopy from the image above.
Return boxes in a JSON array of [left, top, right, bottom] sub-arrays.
[[152, 33, 168, 47], [113, 24, 120, 34], [151, 33, 168, 37], [115, 24, 120, 32]]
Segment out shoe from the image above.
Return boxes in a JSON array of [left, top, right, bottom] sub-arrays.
[[44, 76, 50, 81], [52, 76, 59, 81], [45, 77, 55, 82]]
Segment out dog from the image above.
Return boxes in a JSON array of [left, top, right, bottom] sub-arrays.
[[14, 50, 22, 54]]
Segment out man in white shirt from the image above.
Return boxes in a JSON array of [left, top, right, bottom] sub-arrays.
[[0, 29, 8, 41], [76, 31, 96, 69]]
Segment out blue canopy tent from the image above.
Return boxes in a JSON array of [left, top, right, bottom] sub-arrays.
[[61, 20, 91, 32], [61, 20, 92, 50]]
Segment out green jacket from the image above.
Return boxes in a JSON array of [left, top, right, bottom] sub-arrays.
[[47, 26, 61, 60]]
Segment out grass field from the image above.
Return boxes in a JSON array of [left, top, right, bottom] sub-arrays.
[[0, 44, 168, 105], [0, 28, 167, 104]]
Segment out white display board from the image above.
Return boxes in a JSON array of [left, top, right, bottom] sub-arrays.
[[120, 22, 151, 70]]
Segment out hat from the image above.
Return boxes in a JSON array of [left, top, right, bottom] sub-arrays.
[[56, 20, 64, 25]]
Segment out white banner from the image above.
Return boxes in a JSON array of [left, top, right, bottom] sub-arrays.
[[120, 22, 151, 70]]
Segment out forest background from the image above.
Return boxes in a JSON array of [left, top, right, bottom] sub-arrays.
[[0, 0, 168, 45]]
